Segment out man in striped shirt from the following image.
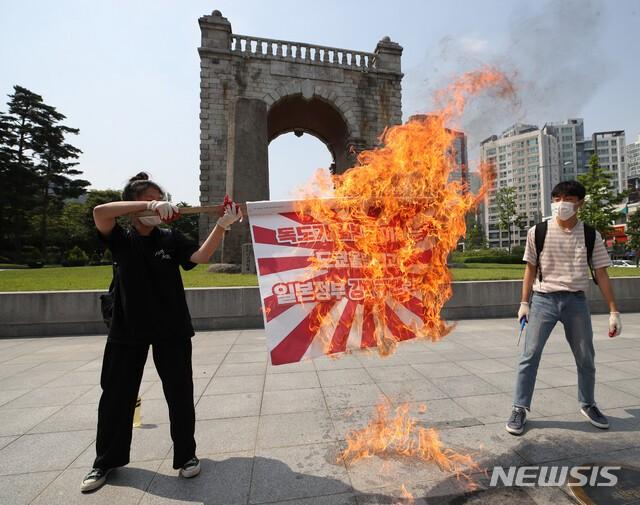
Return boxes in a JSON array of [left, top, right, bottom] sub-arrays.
[[506, 180, 622, 435]]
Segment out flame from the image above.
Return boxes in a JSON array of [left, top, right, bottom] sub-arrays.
[[294, 67, 511, 357], [340, 401, 481, 489], [399, 484, 414, 504]]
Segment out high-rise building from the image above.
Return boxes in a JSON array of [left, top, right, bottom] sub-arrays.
[[480, 123, 560, 249], [579, 130, 626, 193], [626, 135, 640, 203], [408, 114, 469, 190], [542, 118, 585, 181]]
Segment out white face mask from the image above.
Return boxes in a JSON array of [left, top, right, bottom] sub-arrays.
[[138, 216, 162, 227], [551, 201, 577, 221]]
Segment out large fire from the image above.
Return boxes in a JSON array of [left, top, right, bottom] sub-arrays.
[[294, 67, 513, 357], [340, 402, 482, 490]]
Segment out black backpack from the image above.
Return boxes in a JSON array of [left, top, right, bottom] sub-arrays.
[[534, 221, 598, 285]]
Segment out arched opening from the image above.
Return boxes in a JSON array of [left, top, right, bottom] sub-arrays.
[[268, 133, 334, 200], [267, 94, 352, 180]]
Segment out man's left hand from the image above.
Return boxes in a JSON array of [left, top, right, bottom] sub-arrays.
[[608, 311, 622, 337]]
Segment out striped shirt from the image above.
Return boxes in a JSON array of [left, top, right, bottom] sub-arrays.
[[523, 218, 611, 293]]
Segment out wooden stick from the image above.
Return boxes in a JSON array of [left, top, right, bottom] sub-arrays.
[[136, 203, 248, 218]]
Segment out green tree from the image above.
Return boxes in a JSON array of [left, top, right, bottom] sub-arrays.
[[495, 186, 523, 253], [171, 202, 199, 242], [464, 213, 486, 249], [31, 106, 89, 253], [626, 211, 640, 267], [578, 154, 625, 238], [0, 86, 50, 258]]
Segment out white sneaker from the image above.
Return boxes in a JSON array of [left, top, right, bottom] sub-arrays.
[[81, 468, 112, 492], [179, 457, 200, 478]]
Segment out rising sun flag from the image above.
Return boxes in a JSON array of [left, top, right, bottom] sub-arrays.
[[248, 67, 515, 365]]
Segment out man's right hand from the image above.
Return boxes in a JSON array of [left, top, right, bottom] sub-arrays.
[[518, 302, 529, 323]]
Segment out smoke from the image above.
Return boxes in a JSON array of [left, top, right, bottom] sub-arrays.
[[404, 0, 612, 157]]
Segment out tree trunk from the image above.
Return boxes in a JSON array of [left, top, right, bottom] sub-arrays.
[[40, 169, 50, 255]]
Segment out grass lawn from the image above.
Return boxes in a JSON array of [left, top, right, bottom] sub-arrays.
[[0, 263, 638, 292]]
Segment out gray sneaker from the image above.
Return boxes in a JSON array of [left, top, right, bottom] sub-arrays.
[[506, 406, 527, 435], [581, 404, 609, 429], [80, 468, 112, 492], [179, 457, 200, 478]]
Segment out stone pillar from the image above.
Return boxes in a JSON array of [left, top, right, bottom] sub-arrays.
[[374, 37, 403, 74], [198, 10, 231, 53], [198, 10, 233, 261], [223, 98, 269, 264]]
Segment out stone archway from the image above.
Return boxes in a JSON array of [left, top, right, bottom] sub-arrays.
[[268, 94, 351, 175], [197, 10, 403, 263]]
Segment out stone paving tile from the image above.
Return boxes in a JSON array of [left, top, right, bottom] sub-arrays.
[[397, 351, 448, 365], [356, 353, 407, 367], [266, 360, 317, 374], [323, 384, 387, 410], [251, 443, 351, 504], [0, 405, 61, 436], [410, 362, 471, 378], [452, 392, 514, 424], [0, 429, 95, 475], [0, 388, 30, 407], [42, 370, 101, 388], [318, 369, 374, 388], [0, 470, 60, 505], [376, 379, 448, 404], [0, 370, 67, 390], [315, 355, 365, 371], [216, 362, 268, 377], [607, 359, 640, 377], [558, 382, 640, 410], [605, 377, 640, 398], [196, 392, 262, 420], [203, 374, 265, 395], [264, 371, 320, 391], [365, 365, 425, 383], [140, 453, 252, 505], [262, 388, 327, 415], [2, 384, 93, 409], [28, 403, 97, 434], [272, 494, 357, 505], [195, 416, 259, 454], [535, 367, 578, 387], [257, 410, 337, 449], [526, 387, 583, 418], [473, 370, 557, 393], [32, 460, 162, 505], [0, 435, 17, 451], [429, 375, 500, 398], [456, 358, 514, 374], [589, 362, 638, 382], [224, 351, 269, 364]]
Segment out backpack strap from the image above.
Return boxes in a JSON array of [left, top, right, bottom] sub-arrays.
[[534, 221, 548, 283], [584, 224, 598, 285]]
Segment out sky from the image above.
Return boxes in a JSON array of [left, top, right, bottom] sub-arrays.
[[2, 0, 639, 204]]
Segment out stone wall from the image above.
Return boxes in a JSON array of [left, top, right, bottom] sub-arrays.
[[2, 278, 638, 338]]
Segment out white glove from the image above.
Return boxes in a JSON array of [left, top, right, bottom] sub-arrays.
[[517, 302, 529, 323], [609, 312, 622, 337], [147, 200, 178, 220], [216, 202, 243, 231]]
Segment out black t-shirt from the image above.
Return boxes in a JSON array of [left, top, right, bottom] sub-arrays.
[[99, 223, 199, 344]]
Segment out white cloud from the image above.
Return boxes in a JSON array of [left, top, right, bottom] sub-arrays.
[[459, 36, 489, 53]]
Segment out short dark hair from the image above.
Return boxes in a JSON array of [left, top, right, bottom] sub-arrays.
[[122, 172, 164, 201], [551, 180, 585, 200]]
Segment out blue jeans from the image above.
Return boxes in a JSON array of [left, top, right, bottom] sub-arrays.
[[513, 291, 596, 410]]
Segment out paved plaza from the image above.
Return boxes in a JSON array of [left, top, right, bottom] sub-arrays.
[[0, 314, 639, 504]]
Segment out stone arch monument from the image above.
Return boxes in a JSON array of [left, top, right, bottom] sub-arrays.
[[198, 10, 403, 263]]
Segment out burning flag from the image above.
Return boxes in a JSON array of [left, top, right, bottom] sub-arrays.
[[248, 67, 513, 365]]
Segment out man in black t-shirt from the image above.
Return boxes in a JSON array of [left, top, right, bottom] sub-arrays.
[[81, 173, 242, 493]]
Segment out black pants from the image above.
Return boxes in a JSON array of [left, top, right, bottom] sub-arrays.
[[93, 338, 196, 470]]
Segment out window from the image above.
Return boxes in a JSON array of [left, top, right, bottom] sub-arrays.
[[562, 135, 573, 142]]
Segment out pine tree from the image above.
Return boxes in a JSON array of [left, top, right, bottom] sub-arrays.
[[578, 154, 625, 238], [0, 86, 90, 258]]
